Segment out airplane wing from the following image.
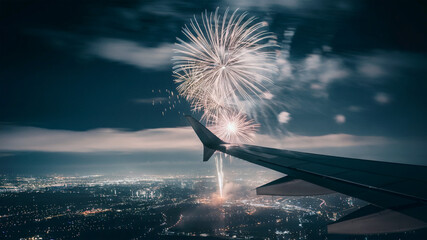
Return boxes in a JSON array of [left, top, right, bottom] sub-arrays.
[[185, 116, 427, 234]]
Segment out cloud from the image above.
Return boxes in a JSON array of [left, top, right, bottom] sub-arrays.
[[280, 54, 349, 98], [261, 92, 274, 100], [133, 97, 168, 104], [278, 111, 291, 124], [374, 92, 391, 104], [226, 0, 300, 9], [0, 126, 199, 153], [318, 60, 349, 84], [305, 54, 321, 70], [277, 57, 293, 80], [275, 27, 295, 80], [354, 51, 426, 84], [138, 1, 189, 19], [334, 114, 346, 124], [0, 153, 14, 158], [348, 106, 364, 112], [226, 0, 355, 11], [0, 125, 391, 153], [303, 55, 349, 97], [358, 63, 384, 78], [255, 133, 390, 150], [89, 38, 174, 69]]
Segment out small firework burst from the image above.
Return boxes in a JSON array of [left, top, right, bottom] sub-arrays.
[[209, 111, 259, 143]]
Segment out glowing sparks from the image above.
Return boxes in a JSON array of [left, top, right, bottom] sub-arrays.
[[210, 111, 259, 143], [150, 88, 186, 117], [173, 8, 278, 114], [227, 122, 237, 133]]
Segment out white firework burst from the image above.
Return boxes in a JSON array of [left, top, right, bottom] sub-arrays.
[[209, 111, 259, 143], [173, 8, 278, 113]]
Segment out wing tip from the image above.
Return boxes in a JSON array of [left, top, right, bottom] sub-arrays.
[[185, 115, 224, 162]]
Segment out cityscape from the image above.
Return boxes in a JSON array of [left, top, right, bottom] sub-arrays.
[[1, 173, 426, 240]]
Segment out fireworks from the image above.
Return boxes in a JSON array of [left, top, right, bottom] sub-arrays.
[[210, 111, 259, 143], [210, 111, 259, 198], [173, 8, 277, 115], [173, 8, 278, 199]]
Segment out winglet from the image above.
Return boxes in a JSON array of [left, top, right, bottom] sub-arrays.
[[203, 146, 216, 162], [185, 115, 224, 162]]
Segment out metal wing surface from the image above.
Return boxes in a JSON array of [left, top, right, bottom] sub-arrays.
[[185, 116, 427, 234]]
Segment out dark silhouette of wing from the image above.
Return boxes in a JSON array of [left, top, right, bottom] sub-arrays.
[[186, 116, 427, 234]]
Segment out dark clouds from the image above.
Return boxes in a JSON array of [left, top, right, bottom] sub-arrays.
[[0, 0, 426, 174]]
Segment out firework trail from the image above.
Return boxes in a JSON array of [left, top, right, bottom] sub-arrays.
[[214, 154, 224, 198], [173, 8, 278, 198]]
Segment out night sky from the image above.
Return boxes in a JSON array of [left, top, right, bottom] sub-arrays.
[[1, 0, 426, 175]]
